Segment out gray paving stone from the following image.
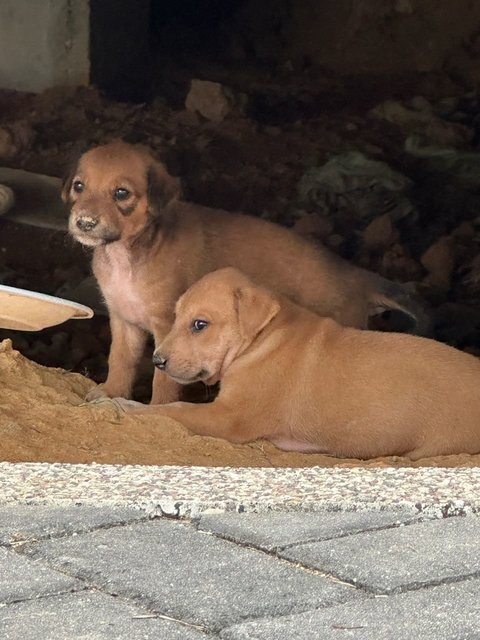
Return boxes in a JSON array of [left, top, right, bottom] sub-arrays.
[[0, 590, 208, 639], [24, 519, 362, 631], [220, 577, 480, 640], [280, 515, 480, 593], [0, 505, 147, 545], [0, 547, 79, 603], [197, 511, 417, 551]]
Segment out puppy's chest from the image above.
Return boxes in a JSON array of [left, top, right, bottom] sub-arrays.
[[99, 265, 154, 329]]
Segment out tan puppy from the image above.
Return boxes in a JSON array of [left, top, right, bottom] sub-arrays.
[[113, 268, 480, 460], [64, 140, 427, 405]]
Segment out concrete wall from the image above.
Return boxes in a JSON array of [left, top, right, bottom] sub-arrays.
[[220, 0, 480, 77], [0, 0, 90, 93]]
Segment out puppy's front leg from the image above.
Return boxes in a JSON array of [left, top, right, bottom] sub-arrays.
[[118, 399, 263, 444], [150, 320, 182, 404], [87, 312, 147, 401], [151, 368, 182, 405]]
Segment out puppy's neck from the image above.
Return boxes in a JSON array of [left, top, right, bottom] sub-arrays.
[[97, 219, 168, 264]]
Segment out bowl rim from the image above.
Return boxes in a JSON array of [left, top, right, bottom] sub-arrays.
[[0, 284, 94, 319]]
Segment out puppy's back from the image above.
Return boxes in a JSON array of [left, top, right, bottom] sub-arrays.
[[172, 201, 371, 327], [314, 324, 480, 458]]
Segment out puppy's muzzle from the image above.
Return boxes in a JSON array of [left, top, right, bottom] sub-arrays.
[[153, 353, 168, 370], [76, 216, 99, 232]]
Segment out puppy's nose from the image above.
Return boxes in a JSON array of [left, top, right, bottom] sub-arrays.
[[153, 353, 168, 370], [76, 217, 98, 232]]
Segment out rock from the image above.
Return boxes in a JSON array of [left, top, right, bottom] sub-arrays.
[[371, 100, 472, 148], [420, 236, 456, 289], [0, 184, 15, 216], [458, 254, 480, 301], [0, 129, 17, 159], [186, 80, 244, 122], [0, 121, 35, 159], [292, 211, 333, 239], [381, 244, 424, 281], [409, 96, 433, 113], [362, 214, 399, 250], [405, 135, 480, 189], [327, 234, 344, 250], [452, 221, 475, 240]]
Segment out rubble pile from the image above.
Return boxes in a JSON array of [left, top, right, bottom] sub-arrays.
[[2, 73, 480, 391]]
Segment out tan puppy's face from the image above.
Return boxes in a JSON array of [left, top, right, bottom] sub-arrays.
[[62, 140, 180, 247], [153, 268, 281, 386]]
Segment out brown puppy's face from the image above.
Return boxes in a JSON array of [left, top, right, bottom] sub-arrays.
[[153, 268, 280, 386], [63, 140, 180, 247]]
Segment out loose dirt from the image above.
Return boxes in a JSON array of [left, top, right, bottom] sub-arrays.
[[1, 339, 478, 469]]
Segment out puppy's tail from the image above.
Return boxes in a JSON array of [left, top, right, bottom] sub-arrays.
[[367, 274, 432, 336]]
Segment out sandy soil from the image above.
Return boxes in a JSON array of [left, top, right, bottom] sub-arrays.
[[1, 339, 478, 469]]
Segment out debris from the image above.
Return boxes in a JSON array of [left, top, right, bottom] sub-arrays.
[[292, 211, 333, 239], [185, 80, 245, 122], [421, 236, 456, 290], [371, 99, 472, 148], [362, 213, 399, 250], [0, 121, 35, 159], [0, 185, 15, 216], [297, 151, 415, 222], [405, 135, 480, 189]]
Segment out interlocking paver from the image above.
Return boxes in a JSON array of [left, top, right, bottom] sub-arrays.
[[0, 547, 80, 603], [280, 515, 480, 593], [0, 590, 208, 639], [0, 505, 147, 545], [220, 577, 480, 639], [197, 511, 417, 551], [23, 518, 363, 630]]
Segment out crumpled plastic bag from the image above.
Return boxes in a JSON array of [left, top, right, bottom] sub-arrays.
[[297, 151, 416, 222], [405, 134, 480, 190]]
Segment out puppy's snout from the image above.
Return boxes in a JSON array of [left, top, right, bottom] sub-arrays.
[[153, 353, 168, 370], [76, 216, 99, 232]]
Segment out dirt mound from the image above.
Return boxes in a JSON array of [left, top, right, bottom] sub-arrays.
[[0, 339, 478, 469]]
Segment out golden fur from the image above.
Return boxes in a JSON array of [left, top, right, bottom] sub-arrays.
[[113, 268, 480, 460], [64, 140, 426, 404]]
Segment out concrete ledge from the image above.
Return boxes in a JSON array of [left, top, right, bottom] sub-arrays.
[[1, 463, 478, 518]]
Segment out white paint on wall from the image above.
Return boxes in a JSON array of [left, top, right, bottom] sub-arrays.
[[0, 0, 90, 92]]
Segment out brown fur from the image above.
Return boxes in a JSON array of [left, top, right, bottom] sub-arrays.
[[115, 268, 480, 460], [64, 140, 426, 404]]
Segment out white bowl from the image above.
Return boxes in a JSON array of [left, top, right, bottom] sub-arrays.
[[0, 285, 94, 331]]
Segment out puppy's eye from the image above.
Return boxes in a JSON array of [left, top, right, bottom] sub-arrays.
[[191, 319, 209, 333], [72, 181, 85, 194], [113, 188, 131, 201]]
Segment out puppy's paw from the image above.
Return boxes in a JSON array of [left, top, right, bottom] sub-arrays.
[[113, 398, 148, 414], [84, 396, 127, 419], [85, 385, 110, 402]]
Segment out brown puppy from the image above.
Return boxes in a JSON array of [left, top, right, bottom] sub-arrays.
[[64, 140, 427, 404], [113, 268, 480, 460]]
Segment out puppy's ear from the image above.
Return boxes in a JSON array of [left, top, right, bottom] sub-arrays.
[[61, 148, 85, 202], [61, 165, 77, 203], [234, 285, 280, 341], [147, 161, 181, 212]]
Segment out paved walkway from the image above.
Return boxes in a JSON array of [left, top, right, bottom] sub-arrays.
[[1, 503, 479, 639]]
